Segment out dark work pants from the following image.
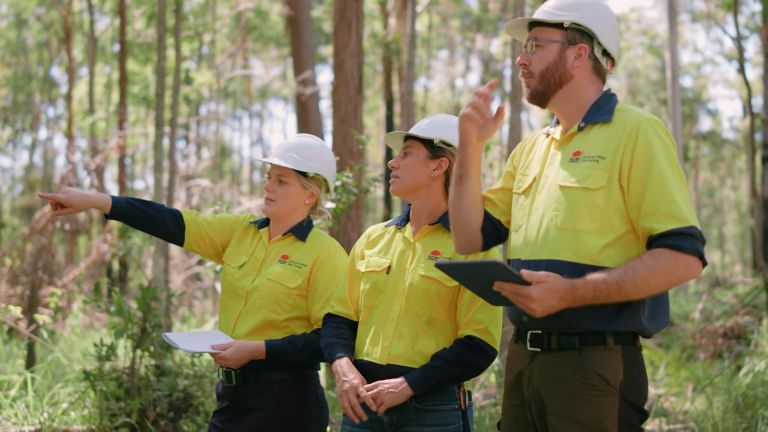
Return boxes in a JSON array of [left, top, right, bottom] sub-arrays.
[[340, 385, 473, 432], [500, 342, 649, 432], [208, 372, 328, 432]]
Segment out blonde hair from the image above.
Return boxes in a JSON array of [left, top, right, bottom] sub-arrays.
[[297, 173, 331, 221]]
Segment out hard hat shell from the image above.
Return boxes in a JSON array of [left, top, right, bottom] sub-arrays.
[[505, 0, 620, 68], [257, 134, 336, 192], [385, 114, 459, 153]]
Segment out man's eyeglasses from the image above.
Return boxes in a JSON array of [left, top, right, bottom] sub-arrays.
[[522, 37, 571, 55]]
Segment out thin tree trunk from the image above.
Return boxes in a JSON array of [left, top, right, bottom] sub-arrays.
[[161, 0, 183, 328], [380, 0, 394, 220], [761, 0, 768, 311], [287, 0, 323, 138], [331, 0, 364, 251], [507, 0, 524, 155], [666, 0, 683, 162], [117, 0, 129, 295], [86, 0, 104, 191], [60, 0, 79, 274], [732, 0, 765, 278], [63, 0, 76, 185], [168, 0, 182, 209], [396, 0, 415, 130], [152, 0, 169, 302]]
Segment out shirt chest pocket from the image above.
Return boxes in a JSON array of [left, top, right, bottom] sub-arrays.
[[404, 264, 460, 321], [264, 267, 306, 296], [511, 173, 536, 232], [260, 266, 307, 315], [220, 249, 257, 298], [357, 255, 391, 311], [554, 169, 609, 232]]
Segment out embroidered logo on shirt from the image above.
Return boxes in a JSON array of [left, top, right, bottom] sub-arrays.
[[427, 250, 442, 261], [277, 254, 307, 269], [569, 150, 605, 164]]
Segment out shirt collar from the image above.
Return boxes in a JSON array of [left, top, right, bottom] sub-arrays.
[[385, 204, 451, 231], [546, 89, 619, 135], [250, 217, 314, 242]]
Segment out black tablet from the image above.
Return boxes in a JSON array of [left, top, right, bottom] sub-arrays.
[[434, 260, 531, 307]]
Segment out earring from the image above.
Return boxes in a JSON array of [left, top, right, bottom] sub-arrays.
[[431, 172, 436, 177], [304, 199, 310, 204]]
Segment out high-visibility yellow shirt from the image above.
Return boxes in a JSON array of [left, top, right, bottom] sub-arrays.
[[182, 212, 347, 341], [328, 210, 503, 368], [481, 90, 706, 335]]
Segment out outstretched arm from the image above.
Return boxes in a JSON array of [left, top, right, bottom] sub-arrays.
[[38, 187, 112, 215], [450, 79, 505, 254], [40, 187, 186, 247]]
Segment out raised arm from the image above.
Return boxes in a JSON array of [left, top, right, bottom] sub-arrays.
[[450, 80, 505, 254]]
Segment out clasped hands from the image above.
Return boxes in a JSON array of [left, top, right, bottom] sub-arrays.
[[331, 357, 414, 423]]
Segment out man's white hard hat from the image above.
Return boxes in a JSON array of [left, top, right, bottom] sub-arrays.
[[385, 114, 459, 153], [257, 134, 337, 192], [505, 0, 620, 70]]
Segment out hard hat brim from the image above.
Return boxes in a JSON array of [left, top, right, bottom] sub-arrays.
[[384, 131, 457, 153], [384, 131, 408, 152], [256, 156, 334, 192], [506, 17, 571, 41]]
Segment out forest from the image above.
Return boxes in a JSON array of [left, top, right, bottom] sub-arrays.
[[1, 0, 767, 430]]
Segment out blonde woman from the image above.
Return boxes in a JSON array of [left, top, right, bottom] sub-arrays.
[[40, 134, 346, 432]]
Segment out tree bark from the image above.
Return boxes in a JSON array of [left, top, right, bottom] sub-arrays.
[[168, 0, 183, 209], [761, 0, 768, 309], [86, 0, 105, 191], [117, 0, 129, 295], [507, 0, 525, 155], [61, 0, 79, 271], [331, 0, 364, 251], [287, 0, 323, 138], [396, 0, 416, 130], [731, 0, 765, 279], [153, 0, 169, 299], [380, 0, 394, 220], [665, 0, 683, 163]]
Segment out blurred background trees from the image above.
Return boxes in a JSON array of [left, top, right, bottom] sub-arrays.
[[0, 0, 766, 429]]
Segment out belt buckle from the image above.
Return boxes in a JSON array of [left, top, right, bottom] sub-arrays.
[[218, 367, 240, 386], [526, 330, 542, 352]]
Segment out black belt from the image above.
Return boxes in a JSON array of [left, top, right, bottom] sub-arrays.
[[513, 328, 639, 352], [218, 366, 317, 386]]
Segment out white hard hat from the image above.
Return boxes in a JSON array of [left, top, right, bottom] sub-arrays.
[[385, 114, 459, 153], [257, 134, 337, 192], [505, 0, 620, 70]]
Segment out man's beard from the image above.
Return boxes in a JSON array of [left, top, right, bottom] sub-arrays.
[[522, 51, 574, 109]]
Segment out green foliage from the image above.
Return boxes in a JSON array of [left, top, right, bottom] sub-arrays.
[[644, 282, 768, 431], [82, 284, 213, 431], [0, 307, 98, 429]]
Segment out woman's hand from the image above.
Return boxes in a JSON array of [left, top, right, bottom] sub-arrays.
[[38, 187, 112, 215], [210, 340, 265, 369], [331, 357, 377, 423], [363, 377, 414, 415]]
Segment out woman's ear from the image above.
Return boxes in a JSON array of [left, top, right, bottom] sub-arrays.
[[432, 157, 450, 176], [304, 190, 318, 206]]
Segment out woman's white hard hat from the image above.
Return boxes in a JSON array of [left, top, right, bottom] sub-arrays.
[[257, 133, 337, 192], [385, 113, 459, 153]]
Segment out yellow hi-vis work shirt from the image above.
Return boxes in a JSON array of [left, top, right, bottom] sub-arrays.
[[181, 212, 347, 341], [482, 90, 706, 335], [327, 210, 503, 368]]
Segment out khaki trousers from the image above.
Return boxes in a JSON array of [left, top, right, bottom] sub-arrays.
[[499, 341, 649, 432]]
